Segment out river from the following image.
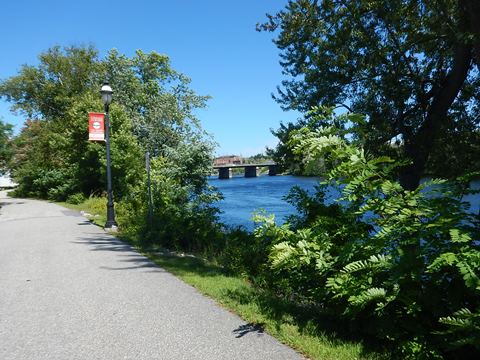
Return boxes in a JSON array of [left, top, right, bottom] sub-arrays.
[[209, 175, 480, 231]]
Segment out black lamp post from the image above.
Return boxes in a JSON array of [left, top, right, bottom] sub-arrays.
[[100, 81, 117, 229]]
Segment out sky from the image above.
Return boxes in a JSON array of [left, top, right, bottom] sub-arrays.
[[0, 0, 301, 157]]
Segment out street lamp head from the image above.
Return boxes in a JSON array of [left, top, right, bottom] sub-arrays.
[[100, 81, 113, 106]]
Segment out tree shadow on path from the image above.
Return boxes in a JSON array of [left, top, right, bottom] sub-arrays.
[[71, 226, 165, 272]]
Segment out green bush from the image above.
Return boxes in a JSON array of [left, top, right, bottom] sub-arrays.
[[252, 109, 480, 359], [219, 224, 271, 278], [117, 141, 223, 255], [66, 192, 87, 205]]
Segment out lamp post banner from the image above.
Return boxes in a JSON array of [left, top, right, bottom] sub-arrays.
[[88, 112, 105, 141]]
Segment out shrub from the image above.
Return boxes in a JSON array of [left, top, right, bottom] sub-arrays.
[[252, 109, 480, 359], [66, 192, 87, 205]]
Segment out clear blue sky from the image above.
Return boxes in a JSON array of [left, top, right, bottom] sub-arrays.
[[0, 0, 300, 156]]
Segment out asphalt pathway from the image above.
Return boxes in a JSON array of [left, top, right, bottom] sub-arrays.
[[0, 191, 303, 360]]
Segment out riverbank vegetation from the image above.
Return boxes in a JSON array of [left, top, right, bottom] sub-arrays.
[[1, 1, 479, 358], [253, 109, 480, 359]]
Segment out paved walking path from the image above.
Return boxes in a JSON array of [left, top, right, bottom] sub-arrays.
[[0, 192, 303, 360]]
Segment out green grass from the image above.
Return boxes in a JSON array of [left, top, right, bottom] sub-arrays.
[[58, 198, 388, 360], [137, 253, 387, 360], [58, 196, 107, 227]]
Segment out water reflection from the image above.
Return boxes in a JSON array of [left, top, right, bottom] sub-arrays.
[[210, 175, 318, 230], [209, 175, 480, 231]]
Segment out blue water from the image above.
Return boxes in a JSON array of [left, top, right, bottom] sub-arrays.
[[209, 175, 319, 230], [210, 175, 480, 231]]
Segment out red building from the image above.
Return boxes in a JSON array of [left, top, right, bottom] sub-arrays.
[[213, 155, 243, 166]]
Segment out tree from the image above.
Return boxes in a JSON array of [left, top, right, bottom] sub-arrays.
[[0, 46, 214, 202], [266, 111, 336, 174], [103, 50, 211, 156], [0, 46, 101, 120], [0, 120, 13, 174], [1, 45, 220, 251], [259, 0, 480, 189]]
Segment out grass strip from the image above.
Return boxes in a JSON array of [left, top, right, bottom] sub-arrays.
[[142, 253, 387, 360]]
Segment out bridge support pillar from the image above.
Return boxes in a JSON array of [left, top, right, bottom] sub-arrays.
[[218, 167, 231, 179], [268, 165, 278, 176], [244, 166, 257, 178]]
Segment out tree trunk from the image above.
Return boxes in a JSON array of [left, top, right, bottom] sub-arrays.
[[399, 143, 426, 191], [399, 37, 472, 190]]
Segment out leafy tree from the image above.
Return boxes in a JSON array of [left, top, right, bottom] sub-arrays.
[[243, 152, 272, 165], [0, 46, 101, 120], [103, 49, 211, 157], [0, 46, 213, 198], [1, 45, 220, 251], [259, 0, 480, 189], [266, 111, 338, 174], [100, 50, 220, 246], [266, 120, 304, 174], [10, 119, 76, 198], [0, 120, 13, 175]]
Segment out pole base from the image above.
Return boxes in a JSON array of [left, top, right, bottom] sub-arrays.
[[104, 220, 118, 230]]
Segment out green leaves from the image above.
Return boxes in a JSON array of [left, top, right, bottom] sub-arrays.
[[438, 308, 480, 350], [348, 287, 387, 308], [263, 0, 480, 184], [0, 120, 13, 174], [253, 116, 480, 357], [449, 229, 472, 243], [341, 254, 391, 274]]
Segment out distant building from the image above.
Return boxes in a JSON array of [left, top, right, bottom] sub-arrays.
[[213, 155, 243, 166]]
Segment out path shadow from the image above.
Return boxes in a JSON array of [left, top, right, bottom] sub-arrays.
[[99, 262, 161, 271], [72, 233, 164, 272], [0, 201, 25, 207], [232, 323, 265, 338], [72, 236, 133, 252]]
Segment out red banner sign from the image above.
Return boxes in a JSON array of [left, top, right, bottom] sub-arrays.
[[88, 112, 105, 141]]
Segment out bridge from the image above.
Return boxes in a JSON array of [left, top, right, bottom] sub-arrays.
[[212, 163, 279, 179]]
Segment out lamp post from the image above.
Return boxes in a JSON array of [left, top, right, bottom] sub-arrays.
[[100, 81, 117, 229]]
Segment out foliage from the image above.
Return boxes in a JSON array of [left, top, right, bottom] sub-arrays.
[[0, 120, 13, 175], [103, 49, 210, 156], [119, 139, 223, 253], [267, 106, 360, 175], [0, 46, 101, 120], [2, 46, 212, 185], [259, 0, 480, 188], [66, 192, 87, 205], [426, 122, 480, 178], [253, 110, 480, 358], [266, 115, 323, 174], [3, 46, 102, 199], [244, 152, 272, 164], [9, 119, 76, 199], [9, 99, 143, 201], [2, 45, 221, 253]]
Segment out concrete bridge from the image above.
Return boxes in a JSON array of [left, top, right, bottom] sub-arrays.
[[213, 164, 278, 179]]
